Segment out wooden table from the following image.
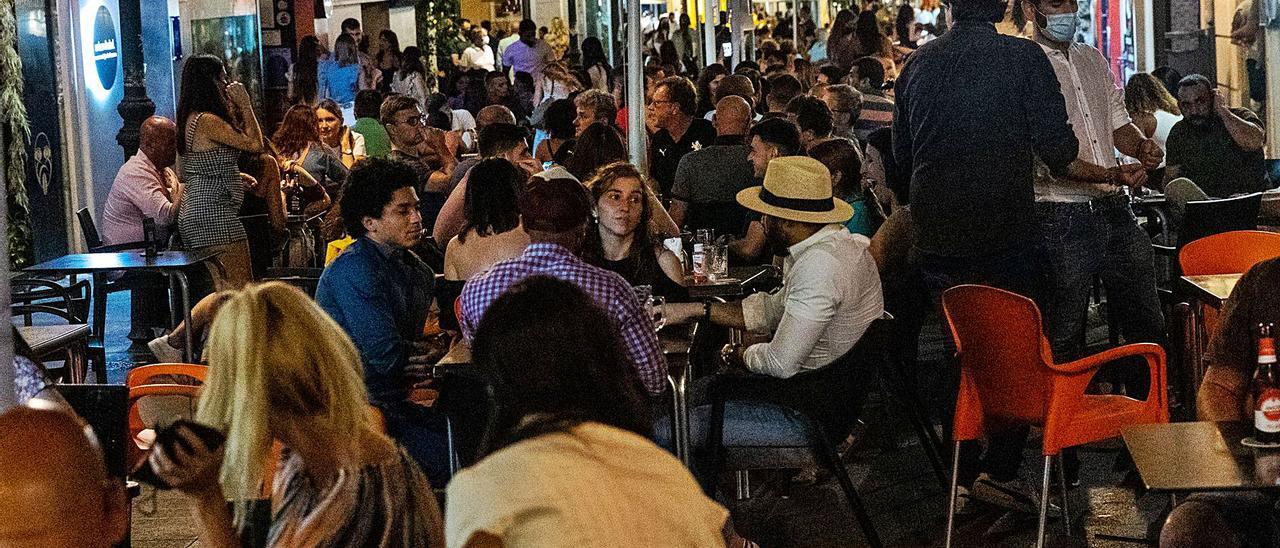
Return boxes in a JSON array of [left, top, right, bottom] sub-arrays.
[[23, 250, 222, 363], [1180, 274, 1242, 309], [1124, 421, 1280, 493]]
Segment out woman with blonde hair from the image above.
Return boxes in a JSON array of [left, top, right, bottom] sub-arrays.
[[1124, 72, 1183, 171], [147, 282, 444, 547]]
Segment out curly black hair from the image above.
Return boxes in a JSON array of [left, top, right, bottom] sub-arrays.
[[340, 157, 417, 238]]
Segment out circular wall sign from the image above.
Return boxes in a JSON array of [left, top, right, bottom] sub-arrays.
[[91, 5, 118, 92]]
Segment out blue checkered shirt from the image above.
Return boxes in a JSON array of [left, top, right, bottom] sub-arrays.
[[459, 243, 668, 395]]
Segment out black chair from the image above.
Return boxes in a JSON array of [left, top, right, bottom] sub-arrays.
[[1152, 193, 1263, 301], [12, 278, 92, 383], [703, 319, 891, 548], [76, 207, 163, 365], [263, 267, 324, 297], [432, 366, 497, 476]]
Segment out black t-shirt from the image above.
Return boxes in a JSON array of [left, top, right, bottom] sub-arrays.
[[1166, 108, 1267, 198], [648, 118, 717, 199]]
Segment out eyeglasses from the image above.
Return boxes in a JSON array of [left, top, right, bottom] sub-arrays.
[[602, 191, 644, 207], [396, 115, 427, 127]]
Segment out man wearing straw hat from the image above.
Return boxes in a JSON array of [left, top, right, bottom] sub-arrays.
[[668, 156, 884, 380]]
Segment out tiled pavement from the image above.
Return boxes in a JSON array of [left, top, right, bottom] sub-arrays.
[[105, 290, 1169, 547]]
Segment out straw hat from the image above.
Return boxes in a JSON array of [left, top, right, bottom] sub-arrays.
[[736, 156, 854, 224]]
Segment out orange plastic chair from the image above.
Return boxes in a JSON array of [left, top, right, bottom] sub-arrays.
[[126, 364, 208, 469], [941, 285, 1167, 548], [1179, 230, 1280, 276], [1180, 231, 1280, 365]]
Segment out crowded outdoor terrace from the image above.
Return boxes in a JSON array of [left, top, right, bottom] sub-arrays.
[[3, 0, 1280, 545]]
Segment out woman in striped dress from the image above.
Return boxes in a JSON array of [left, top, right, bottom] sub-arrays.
[[175, 55, 264, 290]]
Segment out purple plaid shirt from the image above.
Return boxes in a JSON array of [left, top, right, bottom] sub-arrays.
[[459, 243, 668, 394]]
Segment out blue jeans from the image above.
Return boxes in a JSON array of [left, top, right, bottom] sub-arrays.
[[1036, 196, 1165, 363]]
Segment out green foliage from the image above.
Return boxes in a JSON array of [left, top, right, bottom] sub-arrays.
[[415, 0, 468, 89], [0, 0, 33, 267]]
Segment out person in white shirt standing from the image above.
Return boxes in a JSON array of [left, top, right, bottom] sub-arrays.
[[455, 29, 495, 72], [667, 155, 883, 378]]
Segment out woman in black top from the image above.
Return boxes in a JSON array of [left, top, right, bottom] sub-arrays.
[[580, 162, 684, 296]]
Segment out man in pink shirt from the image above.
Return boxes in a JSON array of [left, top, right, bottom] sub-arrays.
[[101, 116, 183, 340], [101, 116, 183, 245]]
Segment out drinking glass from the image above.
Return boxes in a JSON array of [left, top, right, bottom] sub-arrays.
[[650, 295, 666, 331], [707, 244, 729, 281]]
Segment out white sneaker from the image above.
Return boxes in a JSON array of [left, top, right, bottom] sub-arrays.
[[148, 335, 183, 363], [972, 473, 1061, 517]]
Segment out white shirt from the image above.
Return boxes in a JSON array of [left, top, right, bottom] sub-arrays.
[[445, 422, 727, 548], [1034, 42, 1132, 202], [458, 45, 496, 72], [741, 224, 884, 378]]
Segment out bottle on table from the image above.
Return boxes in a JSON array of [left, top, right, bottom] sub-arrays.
[[1252, 322, 1280, 444]]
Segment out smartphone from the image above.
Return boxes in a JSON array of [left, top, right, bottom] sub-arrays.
[[131, 419, 227, 489]]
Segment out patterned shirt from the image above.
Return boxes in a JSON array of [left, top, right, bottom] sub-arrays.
[[459, 243, 667, 394], [855, 93, 895, 142]]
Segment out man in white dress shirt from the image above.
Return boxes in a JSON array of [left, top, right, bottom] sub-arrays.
[[668, 156, 884, 378]]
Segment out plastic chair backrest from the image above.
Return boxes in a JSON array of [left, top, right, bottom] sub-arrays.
[[1182, 193, 1262, 244], [127, 363, 208, 387], [1179, 230, 1280, 276], [76, 207, 103, 250], [942, 285, 1055, 438]]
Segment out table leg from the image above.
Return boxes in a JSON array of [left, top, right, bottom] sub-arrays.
[[169, 271, 194, 363]]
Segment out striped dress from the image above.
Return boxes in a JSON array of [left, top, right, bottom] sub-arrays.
[[268, 445, 444, 547], [178, 113, 246, 249]]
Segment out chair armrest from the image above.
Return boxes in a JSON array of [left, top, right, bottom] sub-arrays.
[[1051, 342, 1165, 375]]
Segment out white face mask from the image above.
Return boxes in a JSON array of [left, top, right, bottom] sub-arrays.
[[1036, 8, 1078, 43]]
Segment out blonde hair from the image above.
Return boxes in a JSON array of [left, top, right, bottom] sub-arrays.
[[196, 282, 373, 529], [1125, 72, 1182, 116]]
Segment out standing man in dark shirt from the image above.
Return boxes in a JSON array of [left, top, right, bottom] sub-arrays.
[[1164, 74, 1267, 223], [892, 0, 1078, 518], [648, 76, 717, 199]]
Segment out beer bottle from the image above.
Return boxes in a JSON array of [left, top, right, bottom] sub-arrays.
[[1252, 322, 1280, 444]]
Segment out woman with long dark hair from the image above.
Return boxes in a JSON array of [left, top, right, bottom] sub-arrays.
[[289, 35, 320, 104], [175, 54, 264, 290], [563, 121, 626, 181], [375, 29, 401, 94], [315, 98, 365, 169], [534, 99, 576, 165], [392, 46, 429, 110], [439, 159, 529, 345], [694, 63, 727, 118], [579, 37, 612, 92], [580, 162, 684, 295], [318, 34, 360, 123], [827, 9, 860, 69], [446, 276, 726, 546], [855, 11, 899, 81]]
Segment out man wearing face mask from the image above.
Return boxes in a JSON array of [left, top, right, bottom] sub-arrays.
[[1163, 74, 1267, 218], [1017, 0, 1166, 380]]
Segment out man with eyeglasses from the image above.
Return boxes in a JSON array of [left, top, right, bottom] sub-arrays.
[[647, 76, 716, 199], [382, 94, 459, 231]]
